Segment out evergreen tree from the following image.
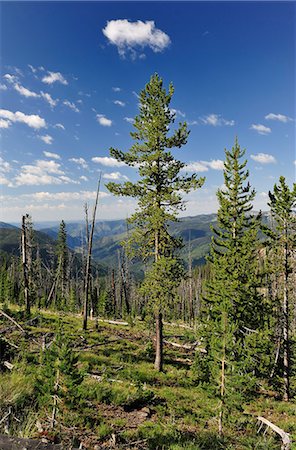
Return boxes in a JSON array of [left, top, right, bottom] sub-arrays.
[[106, 73, 205, 370], [56, 220, 69, 303], [202, 139, 265, 433], [268, 176, 296, 401]]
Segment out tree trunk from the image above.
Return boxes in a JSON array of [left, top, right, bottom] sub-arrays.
[[283, 224, 290, 401], [154, 311, 163, 371], [83, 175, 101, 331], [21, 216, 30, 315]]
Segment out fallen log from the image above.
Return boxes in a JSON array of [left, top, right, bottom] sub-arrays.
[[0, 314, 39, 334], [257, 416, 291, 450], [97, 319, 129, 326], [0, 311, 27, 334], [163, 321, 193, 330], [163, 339, 206, 352], [3, 361, 14, 370]]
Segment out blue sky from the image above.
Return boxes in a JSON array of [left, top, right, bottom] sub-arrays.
[[0, 1, 295, 222]]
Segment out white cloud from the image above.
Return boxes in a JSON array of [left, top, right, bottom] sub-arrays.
[[43, 151, 61, 160], [41, 91, 58, 108], [113, 100, 125, 107], [182, 159, 225, 173], [69, 157, 88, 169], [28, 64, 37, 73], [42, 71, 68, 85], [182, 162, 209, 172], [14, 83, 39, 98], [3, 74, 18, 84], [0, 109, 46, 129], [112, 87, 121, 92], [203, 159, 224, 170], [54, 123, 65, 130], [80, 175, 88, 181], [200, 114, 235, 126], [0, 176, 11, 185], [39, 134, 53, 145], [265, 113, 292, 123], [0, 119, 11, 129], [102, 19, 171, 58], [63, 100, 79, 113], [0, 157, 11, 173], [92, 156, 126, 167], [29, 190, 109, 202], [250, 153, 276, 164], [124, 117, 134, 124], [103, 171, 129, 180], [171, 109, 185, 118], [0, 84, 8, 91], [250, 124, 271, 135], [14, 159, 70, 186], [96, 114, 112, 126]]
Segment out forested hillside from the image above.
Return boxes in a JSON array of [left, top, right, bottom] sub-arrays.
[[0, 74, 295, 450]]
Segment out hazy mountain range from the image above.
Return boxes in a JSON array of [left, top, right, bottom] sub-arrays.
[[0, 213, 269, 275]]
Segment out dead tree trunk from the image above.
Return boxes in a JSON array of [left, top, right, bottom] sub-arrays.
[[283, 223, 290, 401], [154, 311, 163, 372], [83, 175, 101, 330], [22, 215, 30, 315]]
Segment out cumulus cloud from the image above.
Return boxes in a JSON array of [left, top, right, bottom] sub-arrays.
[[42, 71, 68, 85], [0, 176, 11, 185], [182, 162, 209, 173], [69, 157, 88, 169], [113, 100, 125, 107], [112, 87, 121, 92], [0, 119, 11, 129], [182, 159, 224, 173], [0, 109, 46, 129], [3, 74, 18, 84], [265, 113, 292, 123], [41, 91, 58, 108], [250, 124, 271, 135], [0, 157, 11, 173], [14, 83, 39, 98], [12, 159, 79, 186], [80, 175, 88, 181], [63, 100, 80, 113], [200, 114, 235, 126], [43, 151, 61, 160], [92, 156, 126, 167], [96, 114, 112, 126], [250, 153, 276, 164], [103, 171, 129, 181], [0, 84, 7, 91], [39, 134, 53, 145], [28, 190, 109, 202], [102, 19, 171, 58]]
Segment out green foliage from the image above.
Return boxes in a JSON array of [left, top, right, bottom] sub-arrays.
[[36, 327, 84, 410], [200, 139, 269, 431], [140, 256, 185, 314], [106, 74, 205, 311]]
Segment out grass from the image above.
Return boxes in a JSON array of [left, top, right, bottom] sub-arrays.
[[0, 304, 293, 449]]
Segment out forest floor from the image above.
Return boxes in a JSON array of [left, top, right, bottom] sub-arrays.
[[0, 305, 295, 449]]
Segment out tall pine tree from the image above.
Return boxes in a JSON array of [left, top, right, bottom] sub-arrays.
[[56, 220, 68, 304], [106, 73, 205, 371], [268, 176, 296, 401], [202, 139, 264, 433]]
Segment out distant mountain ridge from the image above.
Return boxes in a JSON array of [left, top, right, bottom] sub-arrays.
[[1, 213, 270, 274]]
